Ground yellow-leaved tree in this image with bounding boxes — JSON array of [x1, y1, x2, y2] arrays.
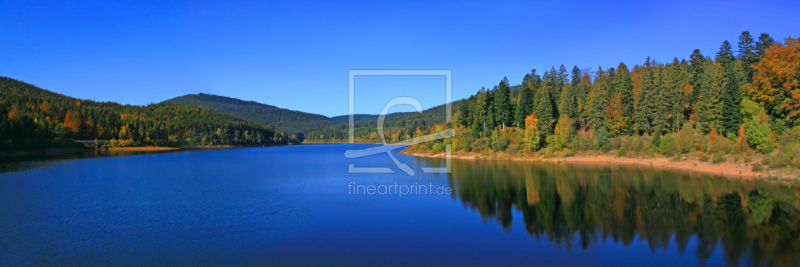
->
[[524, 112, 539, 151]]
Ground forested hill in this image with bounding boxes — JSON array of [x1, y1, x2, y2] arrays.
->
[[330, 112, 410, 123], [307, 100, 460, 142], [0, 77, 292, 152], [162, 93, 341, 134]]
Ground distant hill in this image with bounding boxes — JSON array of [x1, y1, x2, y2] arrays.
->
[[307, 100, 460, 142], [0, 77, 291, 152], [162, 93, 342, 133], [330, 113, 410, 123]]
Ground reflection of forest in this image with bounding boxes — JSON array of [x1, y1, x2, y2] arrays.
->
[[446, 159, 800, 267]]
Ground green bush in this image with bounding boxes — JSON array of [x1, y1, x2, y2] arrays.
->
[[651, 134, 661, 148], [761, 156, 772, 166], [758, 141, 777, 154], [770, 153, 791, 168], [674, 124, 696, 153], [659, 134, 676, 156], [431, 143, 445, 153], [617, 147, 627, 157], [633, 138, 644, 152], [457, 140, 472, 152], [752, 163, 764, 172], [595, 127, 610, 151], [744, 157, 752, 164], [700, 155, 711, 162], [491, 134, 510, 151], [471, 138, 489, 153], [712, 154, 726, 164]]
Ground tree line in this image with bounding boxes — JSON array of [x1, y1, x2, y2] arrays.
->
[[405, 31, 799, 168], [0, 77, 292, 151]]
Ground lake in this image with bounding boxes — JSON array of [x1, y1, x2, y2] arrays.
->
[[1, 144, 798, 266]]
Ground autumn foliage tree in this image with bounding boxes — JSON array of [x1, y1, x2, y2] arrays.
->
[[742, 37, 800, 126], [524, 112, 540, 151]]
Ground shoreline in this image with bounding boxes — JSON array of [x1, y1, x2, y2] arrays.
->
[[398, 150, 797, 181]]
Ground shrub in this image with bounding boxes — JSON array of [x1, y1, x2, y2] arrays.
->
[[752, 163, 764, 172], [633, 137, 645, 152], [651, 134, 661, 148], [617, 147, 627, 157], [431, 143, 445, 153], [712, 154, 726, 164], [700, 155, 711, 162], [744, 157, 752, 164], [471, 138, 489, 153], [418, 144, 429, 152], [659, 134, 676, 156], [758, 141, 777, 154], [674, 124, 696, 153], [761, 156, 772, 166], [564, 149, 575, 157], [458, 140, 472, 152], [770, 153, 791, 168], [575, 134, 593, 152], [794, 157, 800, 169], [505, 145, 519, 155], [595, 127, 610, 151]]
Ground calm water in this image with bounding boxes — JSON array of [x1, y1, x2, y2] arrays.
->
[[1, 144, 798, 266]]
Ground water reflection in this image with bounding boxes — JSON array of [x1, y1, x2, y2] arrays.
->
[[443, 159, 800, 267]]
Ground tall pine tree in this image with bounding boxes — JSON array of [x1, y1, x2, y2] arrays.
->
[[534, 83, 554, 135], [697, 61, 726, 134], [614, 62, 634, 128], [738, 31, 757, 82], [718, 41, 743, 135]]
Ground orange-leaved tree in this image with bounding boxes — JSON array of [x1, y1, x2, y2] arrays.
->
[[742, 37, 800, 120]]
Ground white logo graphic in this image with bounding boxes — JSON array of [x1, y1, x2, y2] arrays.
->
[[344, 70, 453, 176]]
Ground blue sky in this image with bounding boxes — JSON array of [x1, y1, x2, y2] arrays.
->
[[2, 0, 799, 117]]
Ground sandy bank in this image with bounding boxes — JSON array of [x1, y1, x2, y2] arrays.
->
[[399, 151, 794, 180]]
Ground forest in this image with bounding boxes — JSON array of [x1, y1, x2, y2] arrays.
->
[[0, 77, 292, 152], [163, 93, 341, 136], [400, 31, 800, 171]]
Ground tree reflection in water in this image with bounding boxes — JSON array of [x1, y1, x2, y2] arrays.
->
[[436, 158, 800, 267]]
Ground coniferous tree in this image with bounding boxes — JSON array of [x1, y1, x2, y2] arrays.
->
[[634, 58, 655, 134], [575, 72, 592, 131], [698, 61, 726, 134], [738, 31, 757, 82], [755, 33, 775, 61], [588, 67, 609, 131], [667, 58, 689, 132], [494, 78, 512, 129], [614, 63, 634, 128], [514, 82, 532, 128], [558, 82, 576, 119], [718, 41, 744, 135], [689, 49, 706, 105], [534, 83, 554, 135], [570, 66, 581, 86], [651, 64, 670, 134]]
